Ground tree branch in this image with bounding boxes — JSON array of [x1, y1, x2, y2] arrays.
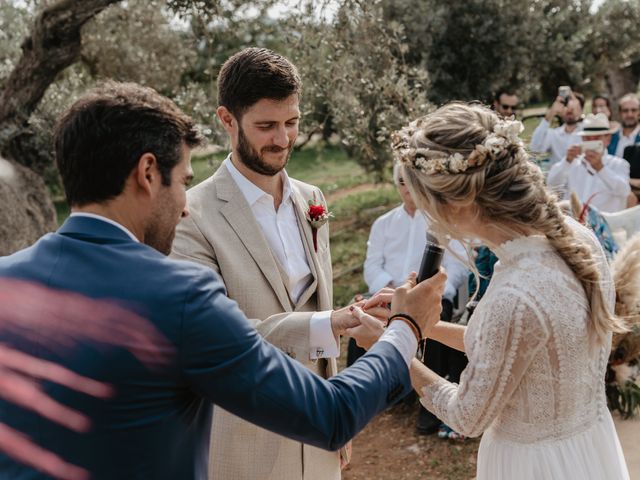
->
[[0, 0, 122, 150]]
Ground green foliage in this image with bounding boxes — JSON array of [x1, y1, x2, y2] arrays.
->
[[288, 0, 430, 180]]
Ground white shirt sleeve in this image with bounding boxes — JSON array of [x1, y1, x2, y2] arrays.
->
[[597, 159, 631, 197], [530, 118, 552, 154], [442, 240, 469, 301], [363, 217, 394, 293], [546, 156, 572, 188], [309, 311, 340, 359], [379, 321, 418, 367]]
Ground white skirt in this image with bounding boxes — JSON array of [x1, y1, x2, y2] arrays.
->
[[477, 413, 630, 480]]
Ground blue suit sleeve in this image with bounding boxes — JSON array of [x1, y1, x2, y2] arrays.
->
[[179, 270, 411, 451]]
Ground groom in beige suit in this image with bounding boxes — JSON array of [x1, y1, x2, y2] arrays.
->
[[171, 48, 356, 480]]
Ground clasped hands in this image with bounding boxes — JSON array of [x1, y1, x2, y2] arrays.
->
[[332, 269, 447, 350]]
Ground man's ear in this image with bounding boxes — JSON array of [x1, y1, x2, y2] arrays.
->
[[134, 152, 159, 196], [216, 106, 236, 133]]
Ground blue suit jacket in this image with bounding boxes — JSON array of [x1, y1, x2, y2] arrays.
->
[[0, 216, 410, 479], [608, 129, 640, 155]]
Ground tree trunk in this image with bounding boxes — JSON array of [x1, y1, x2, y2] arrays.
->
[[605, 61, 640, 121], [0, 0, 122, 150], [0, 157, 57, 255], [0, 0, 122, 253]]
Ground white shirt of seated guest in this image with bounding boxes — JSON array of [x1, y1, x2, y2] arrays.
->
[[225, 158, 338, 359], [530, 118, 583, 165], [363, 204, 469, 300], [614, 125, 640, 158], [546, 152, 631, 213]]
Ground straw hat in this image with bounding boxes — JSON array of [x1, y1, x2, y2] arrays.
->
[[578, 112, 618, 136]]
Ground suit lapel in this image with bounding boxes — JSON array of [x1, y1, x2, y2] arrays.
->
[[291, 187, 324, 310], [216, 166, 293, 312]]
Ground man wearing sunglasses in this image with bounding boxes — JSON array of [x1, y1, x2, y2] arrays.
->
[[492, 89, 519, 118]]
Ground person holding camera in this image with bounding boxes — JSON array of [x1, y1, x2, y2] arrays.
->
[[530, 88, 584, 165], [547, 113, 630, 212]]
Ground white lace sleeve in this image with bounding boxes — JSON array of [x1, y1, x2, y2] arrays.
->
[[420, 288, 550, 437]]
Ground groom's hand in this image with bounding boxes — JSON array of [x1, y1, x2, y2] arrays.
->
[[330, 303, 364, 336]]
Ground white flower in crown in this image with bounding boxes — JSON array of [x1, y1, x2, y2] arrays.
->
[[493, 119, 524, 144], [483, 135, 507, 156], [447, 153, 466, 173], [415, 156, 430, 172]]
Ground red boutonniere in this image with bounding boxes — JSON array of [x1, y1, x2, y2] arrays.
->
[[306, 195, 332, 252]]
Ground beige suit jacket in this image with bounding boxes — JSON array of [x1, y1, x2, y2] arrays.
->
[[171, 164, 340, 480]]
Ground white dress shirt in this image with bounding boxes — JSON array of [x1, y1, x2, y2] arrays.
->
[[363, 205, 469, 301], [614, 126, 640, 158], [530, 119, 583, 165], [225, 158, 341, 359], [547, 153, 631, 212]]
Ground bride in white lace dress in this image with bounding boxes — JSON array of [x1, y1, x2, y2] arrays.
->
[[356, 103, 630, 479]]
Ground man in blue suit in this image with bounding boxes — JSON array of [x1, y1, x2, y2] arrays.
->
[[0, 81, 445, 479]]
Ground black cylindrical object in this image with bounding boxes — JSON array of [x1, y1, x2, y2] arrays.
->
[[417, 232, 444, 283]]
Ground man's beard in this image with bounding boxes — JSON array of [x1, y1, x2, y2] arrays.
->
[[236, 125, 293, 176], [564, 116, 579, 126], [622, 119, 638, 129], [145, 193, 179, 256]]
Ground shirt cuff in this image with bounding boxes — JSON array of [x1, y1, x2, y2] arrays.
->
[[309, 311, 339, 359], [379, 321, 418, 368], [369, 271, 393, 294]]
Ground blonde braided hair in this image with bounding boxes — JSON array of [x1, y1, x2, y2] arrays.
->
[[395, 102, 627, 344]]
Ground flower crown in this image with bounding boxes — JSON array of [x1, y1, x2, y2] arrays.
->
[[392, 118, 525, 175]]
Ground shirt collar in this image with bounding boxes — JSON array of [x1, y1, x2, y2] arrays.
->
[[622, 126, 640, 139], [224, 154, 292, 207], [69, 212, 139, 242]]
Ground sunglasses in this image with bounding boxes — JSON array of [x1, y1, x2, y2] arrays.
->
[[501, 104, 517, 111]]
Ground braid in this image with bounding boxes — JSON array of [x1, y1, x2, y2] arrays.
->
[[397, 101, 628, 345], [535, 192, 627, 343]]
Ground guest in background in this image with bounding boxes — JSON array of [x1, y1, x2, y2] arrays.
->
[[492, 89, 519, 118], [547, 113, 631, 212], [362, 162, 469, 437], [530, 90, 584, 165], [608, 93, 640, 158], [591, 94, 620, 131]]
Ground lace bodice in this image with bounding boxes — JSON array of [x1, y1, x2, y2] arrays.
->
[[421, 219, 614, 443]]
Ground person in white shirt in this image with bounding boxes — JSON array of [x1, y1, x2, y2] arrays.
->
[[608, 93, 640, 158], [363, 162, 470, 436], [547, 113, 631, 213], [530, 90, 584, 165], [364, 163, 468, 300]]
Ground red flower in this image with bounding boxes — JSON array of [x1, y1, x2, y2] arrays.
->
[[308, 204, 326, 220], [306, 197, 332, 253]]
